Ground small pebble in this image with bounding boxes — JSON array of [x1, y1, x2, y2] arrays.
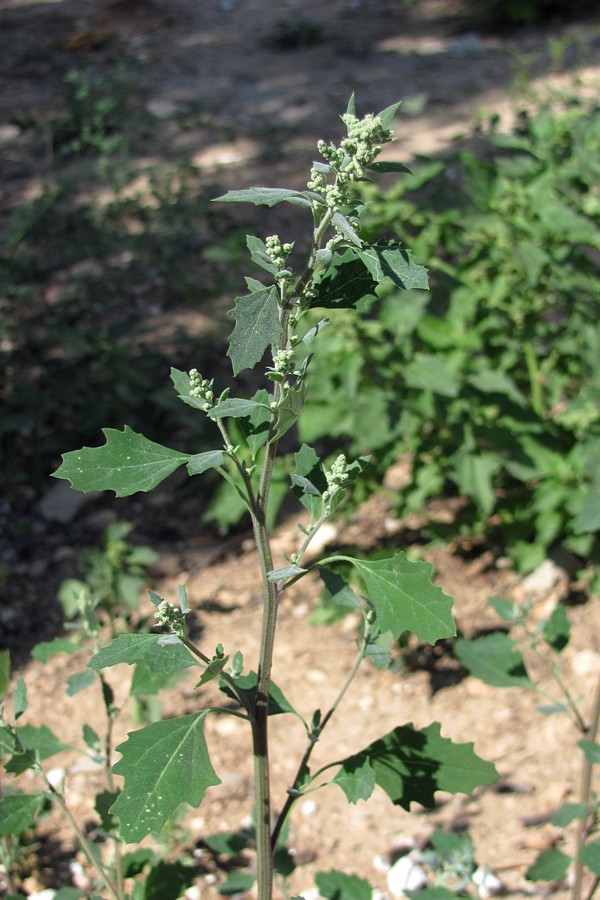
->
[[387, 853, 428, 896]]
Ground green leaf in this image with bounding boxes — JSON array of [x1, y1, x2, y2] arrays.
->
[[292, 444, 328, 516], [336, 552, 455, 644], [88, 634, 198, 675], [122, 848, 156, 878], [310, 249, 379, 310], [489, 596, 522, 621], [203, 831, 250, 855], [187, 450, 227, 476], [579, 839, 600, 876], [543, 604, 570, 653], [332, 211, 362, 246], [196, 653, 229, 688], [578, 739, 600, 763], [319, 569, 361, 610], [14, 677, 27, 720], [218, 872, 256, 896], [227, 284, 280, 375], [451, 452, 500, 517], [5, 748, 36, 775], [66, 669, 97, 696], [95, 789, 119, 831], [143, 860, 195, 900], [53, 427, 189, 497], [18, 724, 68, 760], [315, 870, 373, 900], [111, 711, 221, 842], [272, 383, 307, 440], [377, 100, 402, 129], [406, 889, 464, 900], [551, 802, 587, 826], [367, 160, 412, 174], [170, 368, 210, 412], [31, 638, 80, 663], [0, 650, 10, 698], [246, 234, 279, 274], [0, 792, 47, 836], [333, 756, 376, 803], [208, 396, 271, 420], [335, 722, 498, 811], [219, 672, 298, 717], [405, 353, 458, 397], [359, 240, 429, 290], [526, 847, 571, 881], [214, 187, 311, 208], [573, 494, 600, 534], [454, 633, 533, 689], [83, 723, 102, 753]]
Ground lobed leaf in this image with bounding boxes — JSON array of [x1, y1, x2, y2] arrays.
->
[[18, 724, 69, 760], [579, 839, 600, 876], [335, 722, 498, 810], [214, 187, 311, 208], [359, 240, 429, 291], [336, 552, 455, 644], [310, 249, 379, 310], [526, 847, 571, 882], [227, 285, 280, 375], [111, 712, 221, 842], [88, 634, 198, 675], [53, 427, 189, 497]]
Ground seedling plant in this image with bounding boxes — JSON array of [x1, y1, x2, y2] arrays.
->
[[1, 101, 499, 899]]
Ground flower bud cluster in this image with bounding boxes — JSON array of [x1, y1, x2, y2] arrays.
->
[[323, 454, 350, 506], [308, 112, 394, 208], [189, 369, 214, 410], [155, 600, 187, 638], [265, 235, 294, 270], [272, 349, 296, 376]]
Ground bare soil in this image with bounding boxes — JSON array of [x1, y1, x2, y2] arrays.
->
[[2, 1, 600, 898]]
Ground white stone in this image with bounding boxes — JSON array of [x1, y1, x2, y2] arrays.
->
[[387, 854, 428, 896], [46, 767, 65, 790], [28, 891, 56, 900], [473, 866, 503, 898], [521, 560, 565, 596], [572, 650, 600, 677], [301, 799, 318, 816]]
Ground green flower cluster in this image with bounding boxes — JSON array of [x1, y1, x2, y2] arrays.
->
[[265, 234, 294, 273], [308, 112, 394, 208], [155, 600, 187, 639], [189, 369, 214, 410]]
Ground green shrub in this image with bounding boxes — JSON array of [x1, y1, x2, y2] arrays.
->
[[304, 98, 600, 584]]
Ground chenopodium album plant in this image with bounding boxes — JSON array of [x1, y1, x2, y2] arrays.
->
[[2, 101, 499, 899]]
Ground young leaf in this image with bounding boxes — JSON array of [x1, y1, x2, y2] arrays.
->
[[0, 792, 47, 837], [14, 677, 27, 720], [454, 633, 533, 689], [214, 187, 311, 208], [335, 722, 497, 810], [578, 740, 600, 763], [187, 450, 227, 477], [53, 427, 189, 497], [219, 872, 256, 896], [170, 368, 210, 411], [335, 552, 455, 644], [246, 235, 279, 275], [18, 724, 69, 760], [83, 723, 102, 753], [358, 240, 429, 291], [95, 789, 119, 831], [111, 711, 221, 842], [488, 596, 522, 622], [31, 638, 80, 663], [66, 669, 96, 696], [226, 285, 280, 375], [315, 870, 373, 900], [579, 839, 600, 876], [331, 212, 362, 247], [377, 100, 402, 129], [573, 493, 600, 534], [219, 673, 299, 718], [0, 650, 10, 698], [88, 634, 198, 675], [551, 802, 587, 826], [208, 396, 271, 420], [319, 569, 361, 610], [143, 860, 195, 900], [526, 847, 571, 881], [310, 249, 379, 310], [543, 604, 570, 653], [367, 160, 412, 174], [292, 444, 328, 517]]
